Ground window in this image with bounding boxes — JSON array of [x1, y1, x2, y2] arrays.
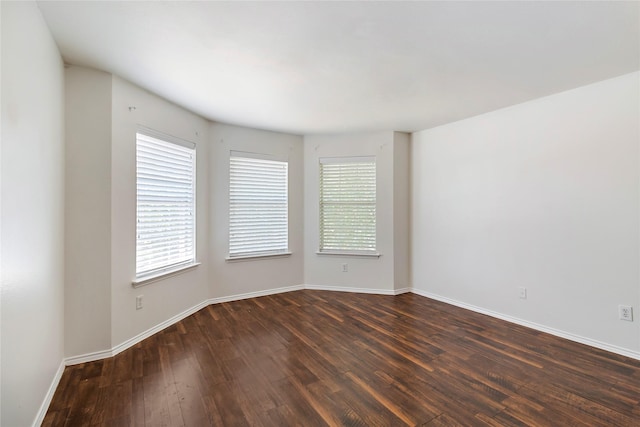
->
[[229, 152, 289, 258], [136, 131, 196, 279], [319, 157, 377, 254]]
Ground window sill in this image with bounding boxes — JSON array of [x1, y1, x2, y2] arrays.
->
[[316, 251, 381, 258], [226, 252, 292, 262], [132, 262, 201, 288]]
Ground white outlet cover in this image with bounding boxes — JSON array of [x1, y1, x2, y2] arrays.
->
[[518, 287, 527, 299], [619, 305, 633, 321]]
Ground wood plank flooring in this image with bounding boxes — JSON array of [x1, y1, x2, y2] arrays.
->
[[43, 290, 640, 426]]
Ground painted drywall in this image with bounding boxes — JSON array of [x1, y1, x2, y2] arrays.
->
[[304, 132, 410, 292], [64, 70, 306, 358], [412, 72, 640, 354], [64, 66, 112, 357], [1, 2, 65, 426], [110, 76, 210, 348], [64, 68, 212, 355], [209, 123, 304, 298], [393, 132, 411, 292]]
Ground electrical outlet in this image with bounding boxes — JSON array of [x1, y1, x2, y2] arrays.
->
[[136, 295, 143, 310], [619, 305, 633, 321], [518, 287, 527, 299], [342, 263, 348, 273]]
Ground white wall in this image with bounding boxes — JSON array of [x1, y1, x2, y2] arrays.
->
[[304, 132, 409, 292], [209, 123, 304, 298], [412, 72, 640, 355], [110, 76, 211, 348], [1, 2, 66, 426], [65, 66, 112, 357]]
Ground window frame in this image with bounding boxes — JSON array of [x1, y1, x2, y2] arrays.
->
[[227, 151, 290, 261], [133, 128, 198, 286], [318, 156, 379, 257]]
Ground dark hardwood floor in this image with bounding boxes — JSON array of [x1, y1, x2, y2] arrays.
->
[[44, 290, 640, 426]]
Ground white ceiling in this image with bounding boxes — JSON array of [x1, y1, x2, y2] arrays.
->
[[38, 1, 639, 135]]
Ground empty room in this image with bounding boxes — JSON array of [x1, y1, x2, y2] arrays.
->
[[2, 1, 640, 426]]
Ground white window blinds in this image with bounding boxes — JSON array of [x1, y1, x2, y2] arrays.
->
[[136, 132, 196, 278], [229, 152, 288, 258], [319, 157, 376, 253]]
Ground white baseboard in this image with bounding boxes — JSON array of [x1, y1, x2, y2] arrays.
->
[[110, 299, 212, 358], [305, 284, 398, 295], [50, 283, 639, 427], [65, 284, 385, 366], [32, 360, 65, 427], [411, 288, 640, 361], [207, 284, 305, 304], [65, 285, 305, 366], [65, 299, 211, 366], [65, 284, 640, 368], [64, 348, 116, 366]]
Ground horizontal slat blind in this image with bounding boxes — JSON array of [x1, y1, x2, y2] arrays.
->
[[136, 132, 196, 277], [229, 154, 288, 257], [320, 158, 376, 253]]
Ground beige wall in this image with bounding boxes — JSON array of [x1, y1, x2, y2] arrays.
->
[[65, 69, 212, 356], [65, 74, 306, 355], [303, 131, 409, 293], [412, 72, 640, 355], [209, 123, 304, 298], [110, 76, 211, 347], [1, 2, 65, 425], [393, 132, 411, 292], [4, 7, 639, 425], [64, 66, 112, 357]]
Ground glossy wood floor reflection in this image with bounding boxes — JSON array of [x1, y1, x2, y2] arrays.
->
[[44, 291, 640, 426]]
